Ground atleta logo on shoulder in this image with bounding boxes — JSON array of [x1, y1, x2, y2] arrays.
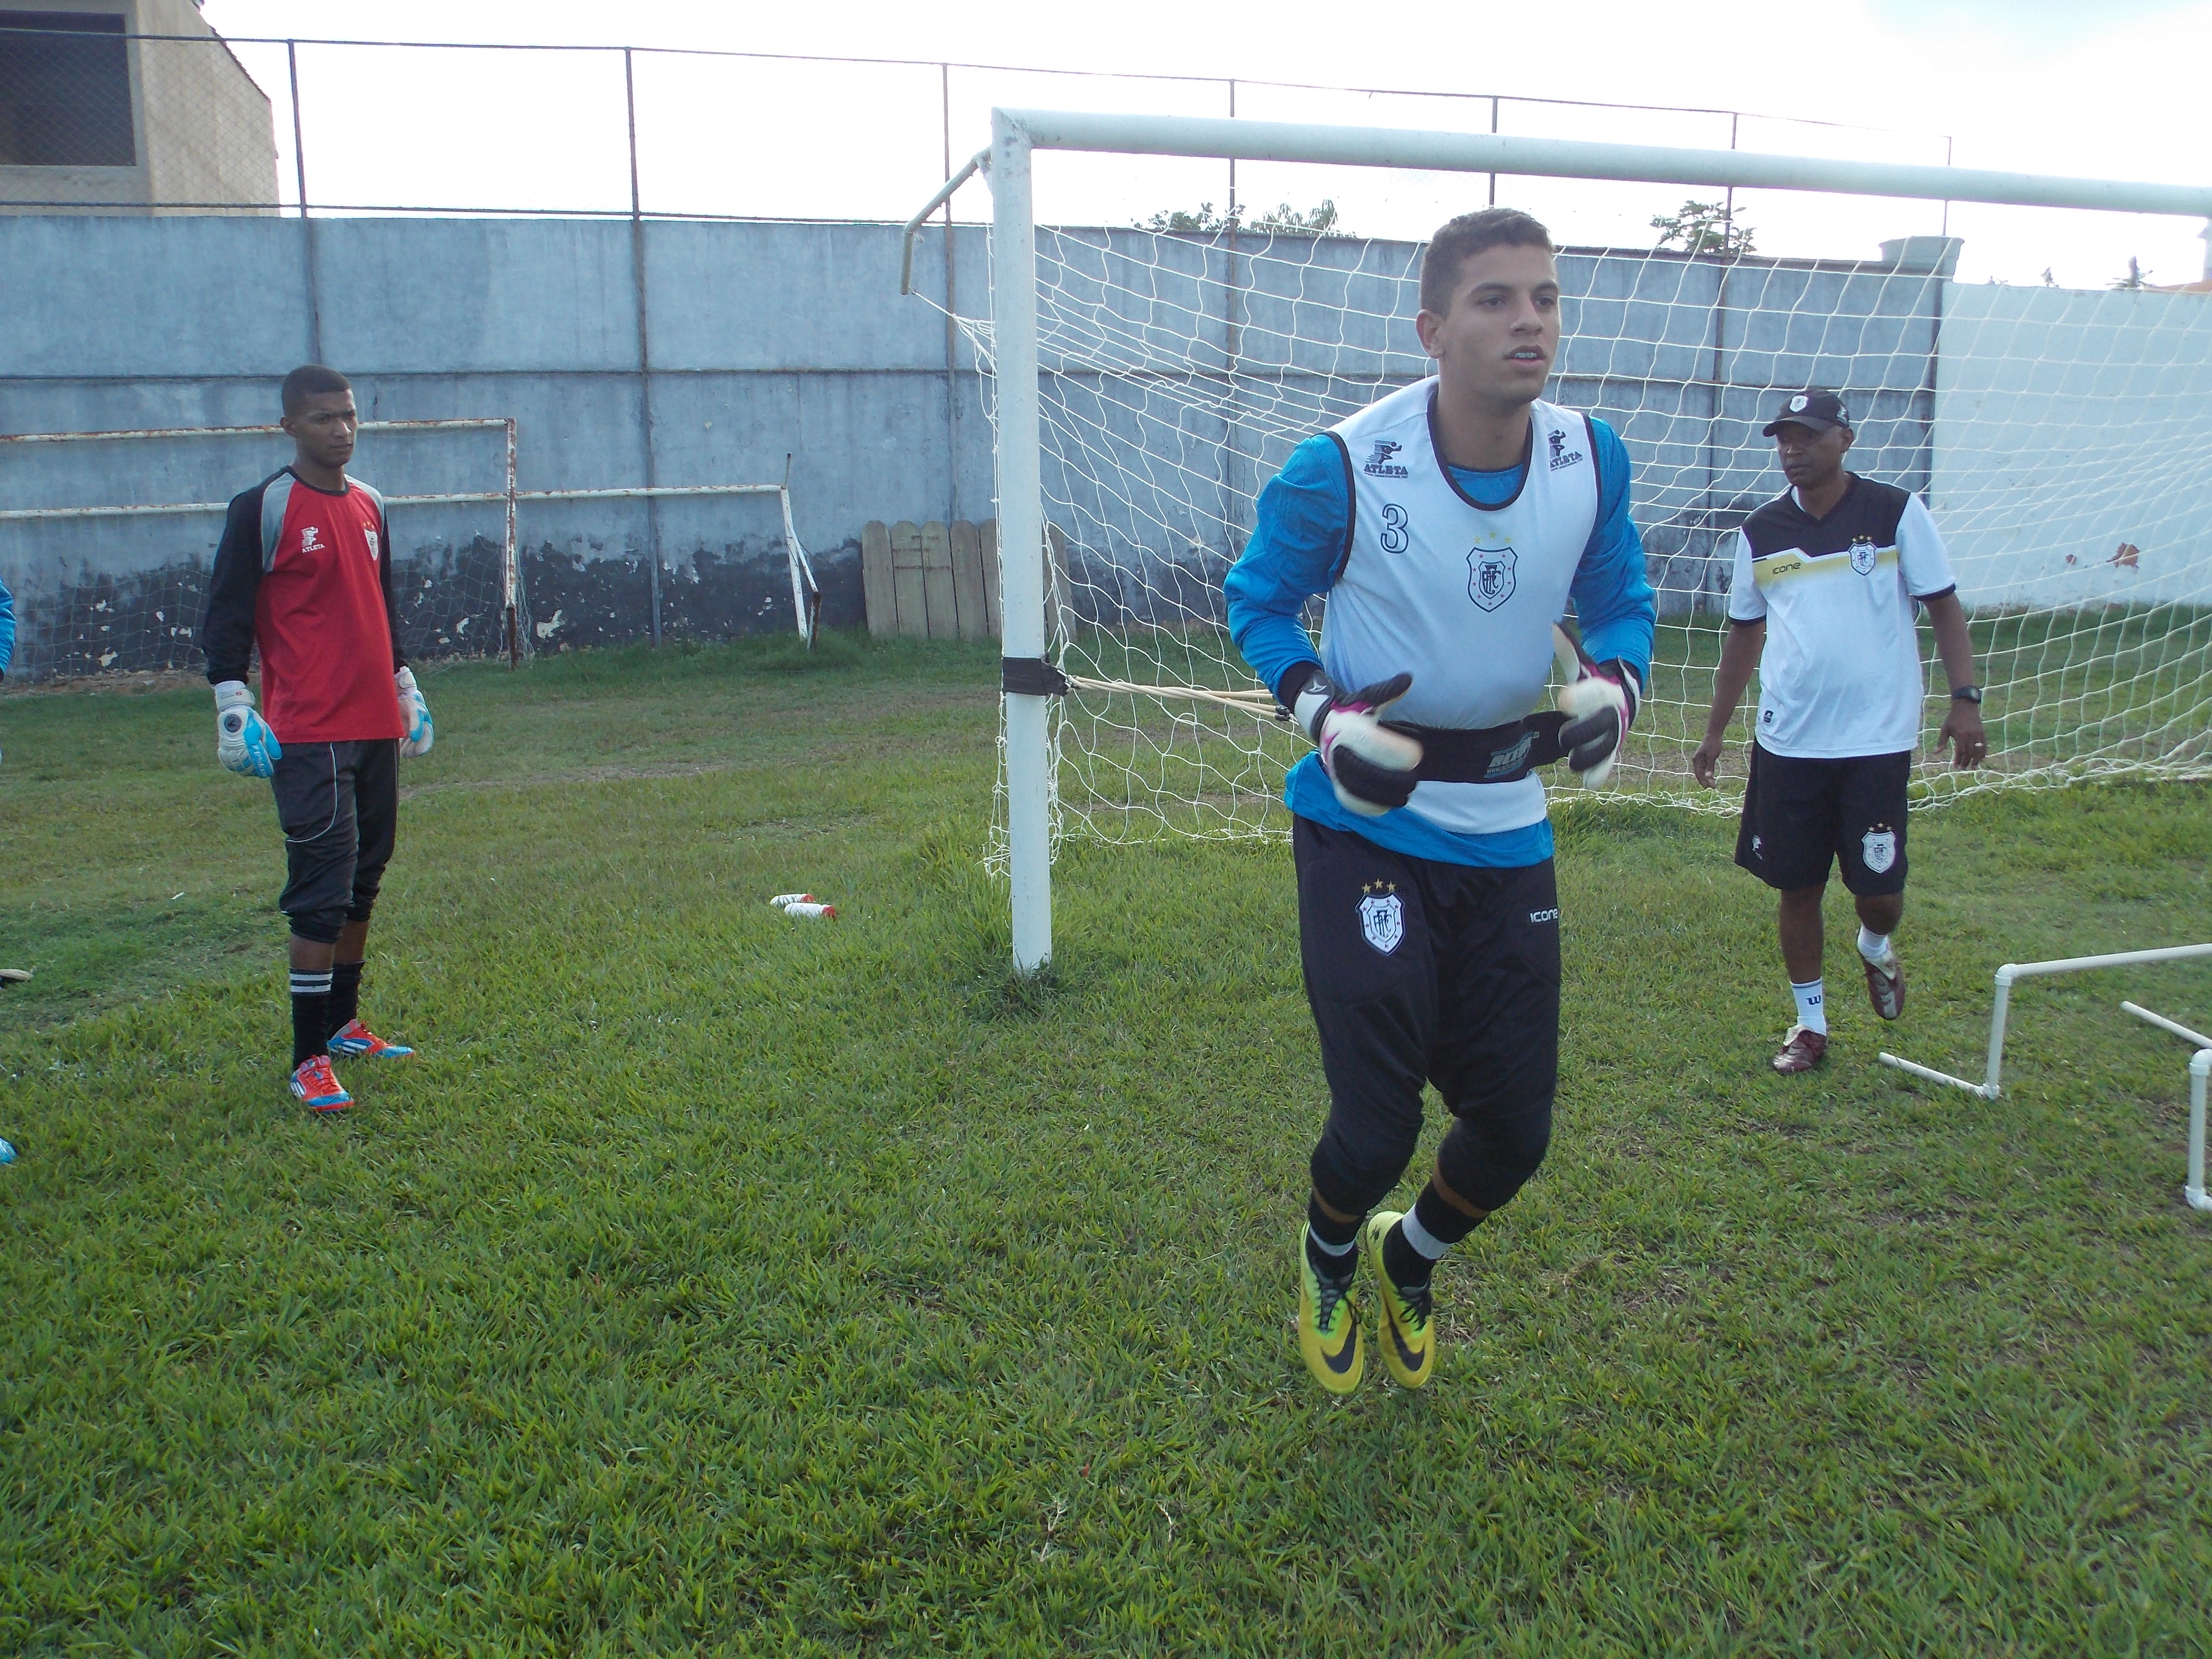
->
[[1358, 880, 1404, 954], [1363, 439, 1409, 479], [1546, 428, 1584, 471]]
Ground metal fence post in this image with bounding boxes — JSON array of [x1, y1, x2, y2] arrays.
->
[[286, 40, 322, 365], [942, 61, 959, 525], [625, 47, 663, 647], [1489, 96, 1498, 207]]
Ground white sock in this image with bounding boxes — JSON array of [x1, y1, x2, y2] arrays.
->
[[1857, 925, 1895, 966], [1398, 1207, 1451, 1262], [1791, 978, 1827, 1035], [1307, 1226, 1356, 1260]]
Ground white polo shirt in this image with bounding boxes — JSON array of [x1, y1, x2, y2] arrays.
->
[[1726, 474, 1958, 759]]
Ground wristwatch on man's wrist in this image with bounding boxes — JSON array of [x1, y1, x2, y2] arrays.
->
[[1950, 684, 1984, 705]]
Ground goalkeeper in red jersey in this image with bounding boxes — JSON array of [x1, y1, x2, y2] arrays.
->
[[202, 365, 434, 1111]]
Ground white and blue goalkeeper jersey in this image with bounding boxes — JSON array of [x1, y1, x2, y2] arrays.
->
[[1225, 380, 1655, 868]]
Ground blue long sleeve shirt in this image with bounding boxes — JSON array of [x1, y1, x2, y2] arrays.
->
[[0, 575, 14, 678], [1225, 417, 1655, 866]]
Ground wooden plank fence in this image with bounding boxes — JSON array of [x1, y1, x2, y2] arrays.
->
[[862, 519, 1073, 643]]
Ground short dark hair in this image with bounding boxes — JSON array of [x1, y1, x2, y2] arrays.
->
[[1419, 209, 1555, 315], [281, 363, 352, 416]]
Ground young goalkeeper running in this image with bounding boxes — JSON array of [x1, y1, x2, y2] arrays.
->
[[1226, 209, 1655, 1394], [203, 364, 434, 1112]]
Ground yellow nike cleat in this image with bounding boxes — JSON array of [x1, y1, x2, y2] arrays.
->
[[1363, 1212, 1435, 1389], [1296, 1230, 1365, 1395]]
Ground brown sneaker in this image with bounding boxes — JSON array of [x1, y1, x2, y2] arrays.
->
[[1862, 952, 1905, 1021], [1772, 1024, 1828, 1074]]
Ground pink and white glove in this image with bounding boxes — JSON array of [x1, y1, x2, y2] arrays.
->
[[1289, 667, 1425, 817], [1551, 625, 1640, 789]]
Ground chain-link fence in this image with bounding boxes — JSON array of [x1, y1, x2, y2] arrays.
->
[[0, 22, 1956, 243]]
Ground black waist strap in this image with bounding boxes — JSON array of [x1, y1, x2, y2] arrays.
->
[[1387, 711, 1572, 785]]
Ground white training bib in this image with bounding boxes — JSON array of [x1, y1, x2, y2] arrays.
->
[[1323, 379, 1600, 835]]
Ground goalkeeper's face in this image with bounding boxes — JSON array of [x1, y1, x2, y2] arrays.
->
[[1416, 242, 1561, 410], [282, 391, 359, 472]]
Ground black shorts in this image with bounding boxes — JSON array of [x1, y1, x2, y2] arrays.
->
[[1734, 743, 1910, 896], [270, 738, 399, 943], [1295, 816, 1560, 1205]]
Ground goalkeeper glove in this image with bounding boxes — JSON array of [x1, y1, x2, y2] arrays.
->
[[214, 681, 282, 777], [1288, 665, 1425, 817], [396, 666, 434, 757], [1551, 625, 1640, 789]]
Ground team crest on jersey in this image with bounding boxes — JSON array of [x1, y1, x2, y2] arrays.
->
[[1357, 881, 1404, 955], [365, 528, 380, 562], [1849, 535, 1878, 575], [1363, 439, 1409, 479], [1861, 824, 1898, 875], [1468, 544, 1517, 611], [1546, 428, 1584, 471], [299, 525, 323, 553]]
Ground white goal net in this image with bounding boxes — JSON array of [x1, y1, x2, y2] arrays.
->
[[943, 114, 2212, 894]]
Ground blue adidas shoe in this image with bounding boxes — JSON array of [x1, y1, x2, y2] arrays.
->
[[327, 1019, 415, 1060]]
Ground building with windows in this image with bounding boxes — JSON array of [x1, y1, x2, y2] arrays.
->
[[0, 1, 276, 213]]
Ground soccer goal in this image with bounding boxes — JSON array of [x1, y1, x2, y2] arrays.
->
[[0, 419, 523, 679], [0, 424, 824, 678], [920, 108, 2212, 972]]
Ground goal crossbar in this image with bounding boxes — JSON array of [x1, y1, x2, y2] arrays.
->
[[994, 108, 2212, 218], [978, 106, 2212, 974]]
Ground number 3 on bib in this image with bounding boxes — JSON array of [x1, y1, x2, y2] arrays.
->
[[1378, 504, 1409, 554]]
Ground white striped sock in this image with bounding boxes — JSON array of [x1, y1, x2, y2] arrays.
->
[[1307, 1226, 1356, 1259], [1398, 1207, 1452, 1262], [289, 971, 333, 996]]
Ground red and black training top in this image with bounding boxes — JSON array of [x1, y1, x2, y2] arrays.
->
[[204, 468, 408, 745]]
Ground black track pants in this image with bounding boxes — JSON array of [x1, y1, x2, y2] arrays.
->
[[1296, 815, 1560, 1215]]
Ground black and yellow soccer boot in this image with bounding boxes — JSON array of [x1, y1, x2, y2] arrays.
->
[[1297, 1229, 1365, 1395], [1363, 1211, 1435, 1389]]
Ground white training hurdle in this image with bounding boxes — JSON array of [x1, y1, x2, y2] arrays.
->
[[1877, 942, 2212, 1213], [2119, 1003, 2212, 1214]]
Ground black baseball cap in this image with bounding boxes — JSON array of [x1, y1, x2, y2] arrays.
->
[[1762, 389, 1852, 436]]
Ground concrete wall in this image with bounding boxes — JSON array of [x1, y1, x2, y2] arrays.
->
[[0, 0, 276, 215], [1934, 282, 2212, 608], [0, 213, 990, 677], [5, 210, 1960, 677]]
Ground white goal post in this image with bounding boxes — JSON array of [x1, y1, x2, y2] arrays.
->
[[970, 108, 2212, 975]]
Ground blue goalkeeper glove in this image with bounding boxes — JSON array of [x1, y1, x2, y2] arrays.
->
[[1288, 665, 1425, 817], [214, 680, 282, 777], [396, 666, 433, 757], [1551, 625, 1640, 789]]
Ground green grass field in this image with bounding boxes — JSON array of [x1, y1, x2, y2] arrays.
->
[[2, 637, 2209, 1655]]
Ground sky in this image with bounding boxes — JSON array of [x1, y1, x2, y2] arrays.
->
[[195, 0, 2212, 288]]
